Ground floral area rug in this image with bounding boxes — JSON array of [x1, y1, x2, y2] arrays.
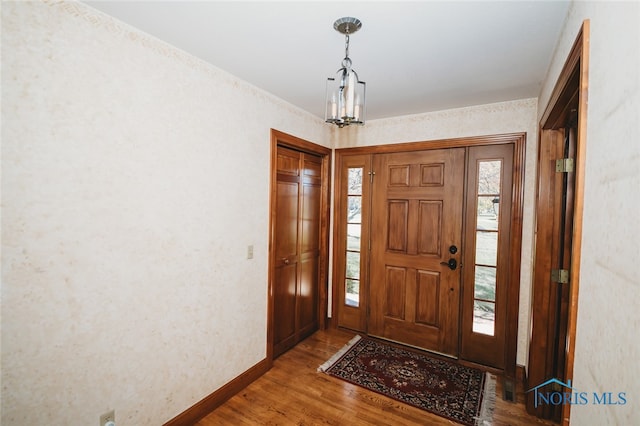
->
[[318, 335, 495, 426]]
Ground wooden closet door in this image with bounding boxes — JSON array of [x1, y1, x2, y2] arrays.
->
[[298, 153, 321, 337], [273, 146, 320, 358], [369, 148, 465, 356]]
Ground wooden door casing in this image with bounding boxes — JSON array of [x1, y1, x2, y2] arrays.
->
[[369, 148, 465, 356]]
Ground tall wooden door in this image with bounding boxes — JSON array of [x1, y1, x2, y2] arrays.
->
[[528, 117, 579, 421], [369, 148, 465, 356], [527, 23, 589, 425], [273, 146, 321, 358]]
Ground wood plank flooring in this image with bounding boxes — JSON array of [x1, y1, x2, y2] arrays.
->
[[197, 328, 555, 425]]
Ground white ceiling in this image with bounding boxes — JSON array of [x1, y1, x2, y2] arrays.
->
[[85, 1, 571, 121]]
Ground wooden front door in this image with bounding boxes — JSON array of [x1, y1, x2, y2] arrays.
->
[[273, 146, 322, 358], [369, 148, 465, 356]]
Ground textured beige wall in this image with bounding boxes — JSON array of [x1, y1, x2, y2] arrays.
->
[[335, 99, 539, 366], [10, 1, 637, 425], [1, 1, 328, 425], [537, 2, 640, 424]]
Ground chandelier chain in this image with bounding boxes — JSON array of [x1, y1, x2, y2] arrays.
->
[[344, 34, 350, 59], [341, 35, 352, 68]]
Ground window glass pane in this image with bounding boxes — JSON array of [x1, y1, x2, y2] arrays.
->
[[346, 251, 360, 279], [477, 160, 501, 195], [475, 231, 498, 266], [345, 279, 359, 307], [348, 168, 363, 195], [347, 196, 362, 223], [471, 160, 501, 337], [345, 167, 363, 310], [473, 300, 495, 336], [347, 224, 361, 251], [477, 196, 499, 231], [474, 266, 496, 301]]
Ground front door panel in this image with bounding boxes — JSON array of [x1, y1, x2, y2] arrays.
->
[[369, 148, 465, 356]]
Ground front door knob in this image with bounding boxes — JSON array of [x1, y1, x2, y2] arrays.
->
[[440, 258, 458, 270]]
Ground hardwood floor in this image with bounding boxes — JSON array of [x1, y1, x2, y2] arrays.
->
[[197, 328, 555, 425]]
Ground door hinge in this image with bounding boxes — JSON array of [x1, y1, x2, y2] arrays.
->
[[555, 158, 574, 173], [551, 269, 570, 284]]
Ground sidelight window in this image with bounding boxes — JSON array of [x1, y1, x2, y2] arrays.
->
[[472, 160, 502, 336], [345, 167, 363, 307]]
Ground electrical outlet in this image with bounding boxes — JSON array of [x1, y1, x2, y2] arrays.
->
[[247, 244, 254, 259], [100, 410, 115, 426]]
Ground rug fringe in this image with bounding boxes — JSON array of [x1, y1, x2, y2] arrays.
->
[[317, 335, 362, 372], [475, 372, 496, 426]]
